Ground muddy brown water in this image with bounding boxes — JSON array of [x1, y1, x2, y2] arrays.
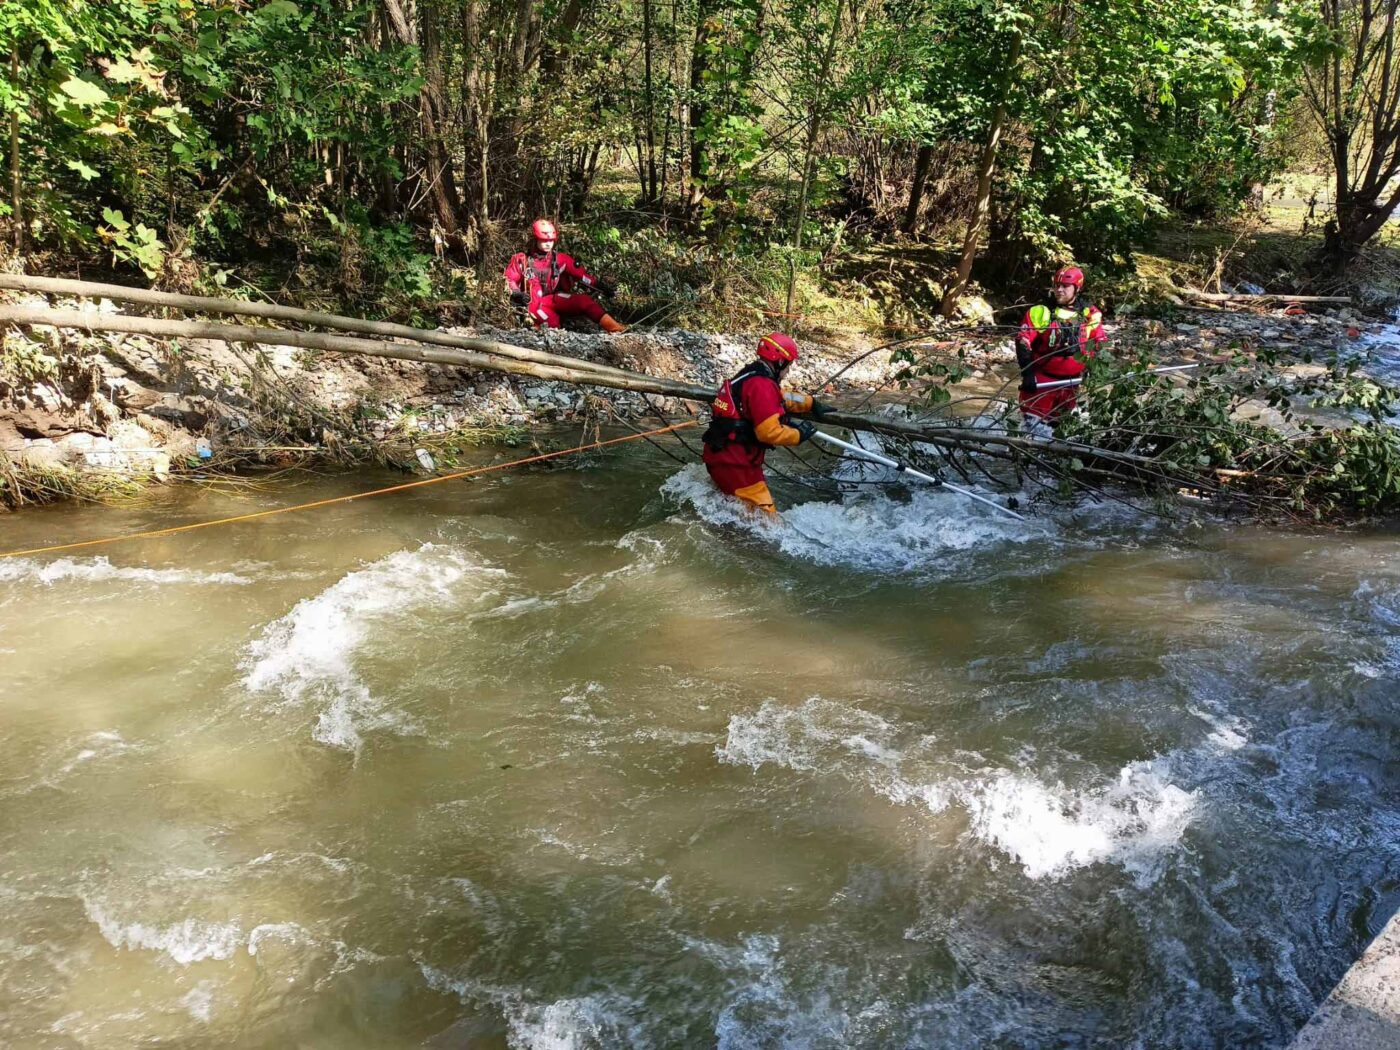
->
[[0, 434, 1397, 1048]]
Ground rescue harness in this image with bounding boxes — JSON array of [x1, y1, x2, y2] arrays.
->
[[702, 360, 780, 457], [1018, 298, 1096, 377], [522, 249, 565, 299]]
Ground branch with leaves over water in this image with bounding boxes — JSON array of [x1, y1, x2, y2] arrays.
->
[[883, 346, 1400, 521]]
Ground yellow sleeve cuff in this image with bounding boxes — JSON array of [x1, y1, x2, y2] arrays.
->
[[754, 413, 800, 446]]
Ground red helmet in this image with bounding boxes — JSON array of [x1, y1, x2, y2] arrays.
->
[[1053, 266, 1085, 289], [531, 219, 557, 242], [756, 332, 799, 363]]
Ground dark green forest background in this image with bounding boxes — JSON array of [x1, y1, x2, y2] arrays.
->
[[2, 0, 1397, 327]]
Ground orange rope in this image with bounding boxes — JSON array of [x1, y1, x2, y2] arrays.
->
[[0, 421, 698, 561]]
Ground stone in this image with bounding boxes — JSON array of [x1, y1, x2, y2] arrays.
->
[[953, 294, 996, 326], [114, 380, 164, 412], [16, 439, 63, 469], [1289, 911, 1400, 1049], [147, 393, 209, 430], [108, 420, 157, 452]]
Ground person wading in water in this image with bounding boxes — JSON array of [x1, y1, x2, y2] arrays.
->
[[1015, 266, 1106, 432], [504, 219, 628, 334], [701, 332, 834, 515]]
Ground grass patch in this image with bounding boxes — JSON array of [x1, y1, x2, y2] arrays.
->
[[1119, 176, 1400, 312], [0, 455, 151, 509]]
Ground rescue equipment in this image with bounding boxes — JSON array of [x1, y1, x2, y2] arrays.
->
[[1033, 363, 1198, 392], [810, 430, 1025, 521], [702, 361, 776, 455]]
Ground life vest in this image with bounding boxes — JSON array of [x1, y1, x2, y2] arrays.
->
[[702, 361, 778, 457], [519, 250, 565, 299], [1026, 301, 1098, 358]]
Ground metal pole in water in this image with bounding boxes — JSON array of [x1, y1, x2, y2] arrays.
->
[[811, 430, 1026, 521], [1033, 363, 1199, 392]]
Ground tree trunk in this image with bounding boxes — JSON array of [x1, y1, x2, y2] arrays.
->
[[902, 144, 934, 235], [461, 0, 490, 251], [685, 5, 712, 224], [382, 0, 462, 246], [1306, 0, 1400, 275], [640, 0, 659, 204], [941, 28, 1022, 318], [786, 4, 845, 313], [0, 273, 655, 386], [9, 44, 20, 253], [0, 300, 1153, 467]]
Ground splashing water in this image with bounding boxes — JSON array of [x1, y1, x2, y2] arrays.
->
[[0, 555, 254, 587], [1, 448, 1396, 1049], [718, 696, 1196, 883], [661, 463, 1154, 576], [241, 544, 504, 752]]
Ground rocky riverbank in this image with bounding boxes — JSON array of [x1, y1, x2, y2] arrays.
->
[[0, 286, 1380, 508]]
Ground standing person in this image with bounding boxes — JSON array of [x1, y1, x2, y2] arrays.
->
[[1015, 266, 1106, 426], [701, 332, 833, 515], [503, 219, 628, 333]]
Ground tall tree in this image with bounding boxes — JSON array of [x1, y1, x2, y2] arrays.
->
[[940, 8, 1022, 317], [1302, 0, 1400, 271], [382, 0, 464, 251]]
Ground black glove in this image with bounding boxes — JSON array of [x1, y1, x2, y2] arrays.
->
[[1015, 343, 1037, 393], [788, 417, 817, 443], [510, 290, 530, 307], [593, 276, 617, 296], [810, 398, 837, 419]]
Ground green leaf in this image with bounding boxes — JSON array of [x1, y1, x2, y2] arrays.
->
[[101, 207, 129, 231], [65, 159, 99, 181], [60, 77, 110, 109], [102, 58, 141, 85]]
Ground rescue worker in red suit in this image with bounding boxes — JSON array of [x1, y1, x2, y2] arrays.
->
[[504, 219, 628, 333], [701, 333, 834, 515], [1016, 266, 1106, 426]]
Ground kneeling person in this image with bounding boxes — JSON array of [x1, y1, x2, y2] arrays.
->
[[504, 219, 627, 333], [702, 332, 832, 514]]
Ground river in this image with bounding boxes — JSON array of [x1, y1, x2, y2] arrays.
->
[[1, 422, 1398, 1047]]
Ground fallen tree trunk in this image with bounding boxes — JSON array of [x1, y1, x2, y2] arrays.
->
[[0, 273, 677, 393], [0, 305, 713, 400], [1179, 290, 1352, 305], [0, 303, 1159, 469]]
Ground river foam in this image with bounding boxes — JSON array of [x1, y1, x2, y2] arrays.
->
[[719, 697, 1197, 883], [0, 556, 253, 587], [660, 463, 1154, 575], [83, 899, 242, 966], [241, 544, 503, 752], [964, 762, 1195, 881], [419, 963, 648, 1049]]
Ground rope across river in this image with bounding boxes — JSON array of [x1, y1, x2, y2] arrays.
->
[[0, 421, 698, 561]]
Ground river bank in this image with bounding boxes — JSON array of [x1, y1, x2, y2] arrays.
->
[[0, 286, 912, 508], [0, 280, 1382, 512]]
